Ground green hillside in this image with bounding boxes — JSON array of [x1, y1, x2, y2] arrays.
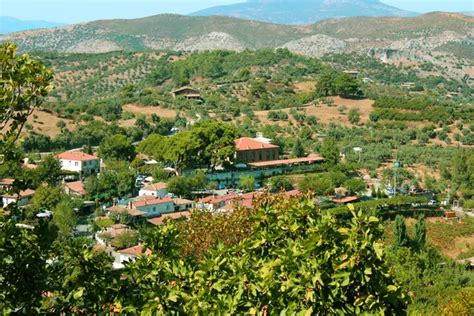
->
[[3, 12, 472, 53], [312, 12, 474, 40], [90, 14, 301, 48]]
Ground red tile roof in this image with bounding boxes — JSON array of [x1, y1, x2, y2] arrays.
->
[[199, 193, 238, 205], [0, 178, 15, 185], [173, 198, 193, 206], [147, 211, 191, 226], [141, 182, 167, 191], [110, 223, 128, 230], [332, 196, 360, 204], [285, 190, 301, 197], [132, 197, 174, 208], [56, 151, 99, 161], [171, 86, 199, 94], [235, 137, 279, 151], [247, 154, 324, 168], [64, 181, 86, 195], [117, 244, 152, 256], [107, 205, 146, 217], [2, 189, 35, 199]]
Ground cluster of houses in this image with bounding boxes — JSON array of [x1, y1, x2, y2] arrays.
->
[[1, 134, 333, 266]]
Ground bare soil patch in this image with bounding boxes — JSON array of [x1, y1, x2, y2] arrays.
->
[[254, 96, 374, 127], [122, 104, 178, 119], [26, 109, 75, 137]]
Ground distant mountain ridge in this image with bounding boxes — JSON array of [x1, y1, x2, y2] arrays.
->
[[189, 0, 417, 25], [1, 12, 472, 80], [0, 16, 64, 34]]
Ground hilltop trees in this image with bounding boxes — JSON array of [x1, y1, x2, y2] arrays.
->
[[138, 120, 239, 172], [315, 68, 361, 98], [98, 134, 136, 162]]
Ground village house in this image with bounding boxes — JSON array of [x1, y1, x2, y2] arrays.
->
[[138, 182, 168, 198], [198, 190, 301, 213], [106, 205, 146, 218], [173, 198, 194, 212], [117, 244, 152, 263], [147, 211, 191, 226], [56, 151, 101, 178], [96, 223, 132, 246], [235, 137, 280, 164], [0, 178, 15, 191], [171, 86, 202, 101], [131, 197, 175, 218], [2, 189, 35, 208], [197, 193, 239, 212], [63, 180, 87, 198]]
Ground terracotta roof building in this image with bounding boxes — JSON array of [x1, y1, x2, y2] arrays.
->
[[139, 182, 168, 198], [235, 137, 279, 164], [171, 86, 202, 101], [147, 211, 191, 226], [117, 244, 152, 257], [56, 151, 101, 177], [64, 181, 87, 197]]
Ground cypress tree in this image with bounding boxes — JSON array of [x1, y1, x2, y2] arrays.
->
[[394, 215, 409, 248], [414, 214, 427, 250]]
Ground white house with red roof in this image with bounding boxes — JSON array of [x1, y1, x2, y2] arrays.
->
[[56, 151, 101, 177], [138, 182, 168, 198], [131, 197, 175, 218], [2, 189, 35, 208], [235, 137, 280, 164]]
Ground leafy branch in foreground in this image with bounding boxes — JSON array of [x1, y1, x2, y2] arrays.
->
[[119, 196, 407, 314], [1, 43, 53, 147]]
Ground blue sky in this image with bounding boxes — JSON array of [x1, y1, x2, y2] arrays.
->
[[1, 0, 473, 23]]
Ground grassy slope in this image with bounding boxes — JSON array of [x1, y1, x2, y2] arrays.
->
[[89, 14, 304, 48], [5, 12, 472, 52], [312, 12, 474, 40]]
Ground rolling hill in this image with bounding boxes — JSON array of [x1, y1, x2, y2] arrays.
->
[[1, 12, 472, 80], [189, 0, 416, 25]]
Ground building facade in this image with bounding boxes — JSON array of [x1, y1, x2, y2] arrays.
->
[[235, 137, 279, 164], [138, 182, 168, 198], [56, 151, 101, 177]]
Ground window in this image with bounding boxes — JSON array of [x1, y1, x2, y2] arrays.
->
[[75, 162, 79, 167]]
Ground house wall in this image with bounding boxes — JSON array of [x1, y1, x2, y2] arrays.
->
[[236, 148, 279, 163], [135, 202, 174, 218], [2, 196, 31, 208], [119, 253, 136, 263], [59, 159, 100, 177], [175, 202, 194, 211], [138, 188, 168, 198]]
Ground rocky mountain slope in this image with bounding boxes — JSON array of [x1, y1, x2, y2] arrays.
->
[[1, 13, 472, 79], [190, 0, 416, 25]]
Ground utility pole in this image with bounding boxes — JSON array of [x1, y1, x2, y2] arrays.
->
[[393, 151, 400, 196]]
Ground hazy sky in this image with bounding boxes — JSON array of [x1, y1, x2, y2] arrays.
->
[[1, 0, 473, 23]]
